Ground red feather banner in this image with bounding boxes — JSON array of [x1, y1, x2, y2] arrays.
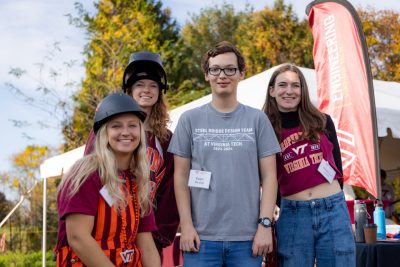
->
[[307, 0, 380, 198]]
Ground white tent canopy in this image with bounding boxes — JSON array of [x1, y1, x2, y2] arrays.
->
[[39, 146, 85, 179], [40, 66, 400, 179]]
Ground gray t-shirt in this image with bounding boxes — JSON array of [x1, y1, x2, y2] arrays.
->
[[168, 103, 280, 241]]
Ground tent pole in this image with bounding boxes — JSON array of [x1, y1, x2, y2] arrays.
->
[[0, 195, 24, 228], [0, 181, 38, 229], [42, 176, 47, 267]]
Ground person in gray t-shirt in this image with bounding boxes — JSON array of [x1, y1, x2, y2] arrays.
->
[[168, 41, 280, 266]]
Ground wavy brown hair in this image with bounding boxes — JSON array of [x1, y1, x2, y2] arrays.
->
[[144, 91, 171, 143], [262, 63, 326, 142], [126, 79, 171, 143]]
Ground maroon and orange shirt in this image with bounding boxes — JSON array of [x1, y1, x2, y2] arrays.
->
[[55, 170, 156, 266], [83, 129, 179, 252], [145, 131, 179, 252]]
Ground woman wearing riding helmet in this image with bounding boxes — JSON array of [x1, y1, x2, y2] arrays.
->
[[85, 52, 179, 257], [56, 93, 160, 266]]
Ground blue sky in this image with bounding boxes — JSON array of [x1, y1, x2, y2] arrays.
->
[[1, 0, 399, 174]]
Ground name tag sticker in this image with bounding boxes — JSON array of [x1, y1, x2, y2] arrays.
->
[[318, 159, 336, 184], [188, 169, 211, 189], [100, 186, 114, 207]]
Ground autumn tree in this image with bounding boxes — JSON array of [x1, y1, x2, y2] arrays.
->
[[0, 146, 56, 252], [165, 0, 316, 108], [166, 3, 251, 108], [358, 8, 400, 82], [7, 146, 49, 197], [64, 0, 179, 149], [236, 0, 314, 76]]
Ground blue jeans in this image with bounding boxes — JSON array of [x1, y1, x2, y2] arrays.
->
[[183, 240, 262, 267], [276, 191, 355, 267]]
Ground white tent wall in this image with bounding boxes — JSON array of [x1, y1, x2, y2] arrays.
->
[[380, 130, 400, 174]]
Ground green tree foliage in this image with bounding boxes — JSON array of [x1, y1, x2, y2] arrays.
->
[[358, 8, 400, 82], [166, 3, 251, 108], [166, 0, 316, 108], [236, 0, 314, 76], [64, 0, 179, 149]]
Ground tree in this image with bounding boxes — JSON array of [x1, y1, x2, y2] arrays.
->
[[165, 0, 316, 108], [3, 23, 84, 254], [0, 146, 55, 252], [236, 0, 314, 76], [166, 3, 251, 108], [358, 8, 400, 82], [25, 177, 59, 252], [64, 0, 179, 149], [7, 146, 49, 198]]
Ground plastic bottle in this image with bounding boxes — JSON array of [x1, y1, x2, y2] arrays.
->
[[373, 202, 386, 240], [354, 200, 367, 242]]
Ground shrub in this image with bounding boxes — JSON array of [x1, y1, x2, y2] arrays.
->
[[0, 251, 55, 267]]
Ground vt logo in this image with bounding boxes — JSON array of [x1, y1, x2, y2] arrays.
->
[[292, 144, 307, 155], [120, 249, 135, 263]]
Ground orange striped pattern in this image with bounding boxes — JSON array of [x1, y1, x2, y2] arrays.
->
[[56, 181, 142, 266], [147, 146, 165, 201]]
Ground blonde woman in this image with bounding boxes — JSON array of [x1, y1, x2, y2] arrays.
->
[[55, 93, 161, 266], [85, 52, 179, 257]]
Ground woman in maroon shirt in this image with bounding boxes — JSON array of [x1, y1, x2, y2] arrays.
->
[[263, 64, 355, 267], [85, 52, 179, 257], [56, 93, 160, 266]]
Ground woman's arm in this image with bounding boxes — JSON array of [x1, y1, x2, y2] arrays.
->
[[325, 115, 344, 188], [66, 213, 114, 267], [325, 115, 343, 174], [136, 232, 161, 267]]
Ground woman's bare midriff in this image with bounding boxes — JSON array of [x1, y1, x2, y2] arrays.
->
[[284, 179, 342, 201]]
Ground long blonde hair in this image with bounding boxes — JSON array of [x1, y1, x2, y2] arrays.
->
[[58, 119, 151, 216]]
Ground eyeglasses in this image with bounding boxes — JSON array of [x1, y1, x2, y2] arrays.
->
[[208, 67, 238, 76]]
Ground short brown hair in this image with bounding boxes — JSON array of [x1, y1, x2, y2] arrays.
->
[[201, 41, 246, 74]]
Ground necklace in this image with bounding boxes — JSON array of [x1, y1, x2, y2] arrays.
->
[[120, 171, 140, 265]]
